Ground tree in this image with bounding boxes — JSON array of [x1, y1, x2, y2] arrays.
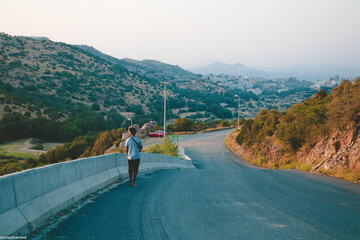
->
[[217, 119, 230, 128], [210, 104, 233, 119], [91, 103, 100, 111], [4, 105, 11, 112], [172, 118, 194, 132], [92, 130, 114, 155]]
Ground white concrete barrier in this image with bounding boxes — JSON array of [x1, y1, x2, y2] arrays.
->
[[0, 174, 29, 235], [178, 146, 191, 160], [0, 153, 194, 236]]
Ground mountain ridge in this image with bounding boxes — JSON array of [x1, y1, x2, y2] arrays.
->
[[190, 62, 360, 81], [76, 45, 200, 82], [190, 61, 255, 76]]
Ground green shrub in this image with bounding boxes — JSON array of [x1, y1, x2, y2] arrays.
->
[[91, 103, 100, 111], [217, 119, 230, 128], [145, 138, 178, 157], [92, 129, 123, 155], [236, 85, 336, 152], [299, 163, 313, 172], [4, 105, 11, 112], [173, 118, 194, 132], [38, 134, 98, 164], [31, 143, 44, 150]]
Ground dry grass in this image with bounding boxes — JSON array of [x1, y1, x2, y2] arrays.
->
[[317, 165, 360, 183], [344, 163, 360, 183], [279, 162, 297, 169], [299, 163, 313, 172], [0, 139, 63, 159]]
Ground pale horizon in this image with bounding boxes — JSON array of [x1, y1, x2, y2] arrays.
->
[[1, 0, 360, 70]]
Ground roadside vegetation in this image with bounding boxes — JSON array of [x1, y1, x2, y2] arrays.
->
[[227, 79, 360, 183], [0, 116, 242, 176], [235, 80, 359, 153], [145, 138, 179, 157], [0, 129, 124, 176]]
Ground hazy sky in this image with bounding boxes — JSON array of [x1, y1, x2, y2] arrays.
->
[[1, 0, 359, 69]]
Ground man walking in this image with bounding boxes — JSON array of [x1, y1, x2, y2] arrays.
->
[[125, 127, 143, 186]]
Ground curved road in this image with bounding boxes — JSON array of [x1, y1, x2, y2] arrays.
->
[[39, 130, 360, 239]]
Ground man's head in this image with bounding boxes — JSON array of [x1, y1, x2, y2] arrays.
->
[[129, 127, 136, 136]]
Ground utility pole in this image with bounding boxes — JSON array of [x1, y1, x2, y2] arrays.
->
[[235, 95, 240, 128], [161, 82, 170, 138]]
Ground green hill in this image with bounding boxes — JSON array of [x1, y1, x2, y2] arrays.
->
[[0, 33, 161, 114], [228, 79, 360, 182], [0, 33, 245, 143]]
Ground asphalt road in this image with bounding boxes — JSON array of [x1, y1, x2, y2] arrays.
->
[[39, 129, 360, 240]]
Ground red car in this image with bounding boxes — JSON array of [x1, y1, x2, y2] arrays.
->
[[149, 130, 165, 137]]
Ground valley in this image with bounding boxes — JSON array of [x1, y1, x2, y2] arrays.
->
[[0, 32, 348, 168]]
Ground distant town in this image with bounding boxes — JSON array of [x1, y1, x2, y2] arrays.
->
[[201, 73, 357, 95]]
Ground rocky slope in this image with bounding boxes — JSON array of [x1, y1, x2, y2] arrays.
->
[[227, 124, 360, 182], [299, 123, 360, 176], [227, 79, 360, 183]]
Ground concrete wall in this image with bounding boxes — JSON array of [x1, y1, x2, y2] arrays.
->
[[178, 146, 191, 160], [0, 153, 194, 236]]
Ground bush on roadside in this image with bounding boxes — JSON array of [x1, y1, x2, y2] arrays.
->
[[172, 118, 194, 132], [299, 163, 313, 172], [38, 128, 125, 164], [145, 138, 178, 157], [0, 157, 40, 176], [216, 119, 230, 128]]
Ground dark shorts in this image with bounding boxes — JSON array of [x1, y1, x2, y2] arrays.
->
[[128, 159, 140, 173]]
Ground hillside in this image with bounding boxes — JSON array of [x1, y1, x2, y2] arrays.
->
[[0, 33, 173, 142], [227, 79, 360, 182], [75, 46, 318, 118], [0, 33, 250, 142], [0, 33, 163, 114], [0, 33, 238, 122]]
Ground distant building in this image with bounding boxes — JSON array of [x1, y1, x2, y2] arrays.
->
[[248, 88, 262, 95]]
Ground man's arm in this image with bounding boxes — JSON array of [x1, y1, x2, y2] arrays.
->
[[139, 140, 143, 151], [125, 139, 129, 158]]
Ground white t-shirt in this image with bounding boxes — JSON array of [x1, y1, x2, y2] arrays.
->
[[125, 136, 143, 160]]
